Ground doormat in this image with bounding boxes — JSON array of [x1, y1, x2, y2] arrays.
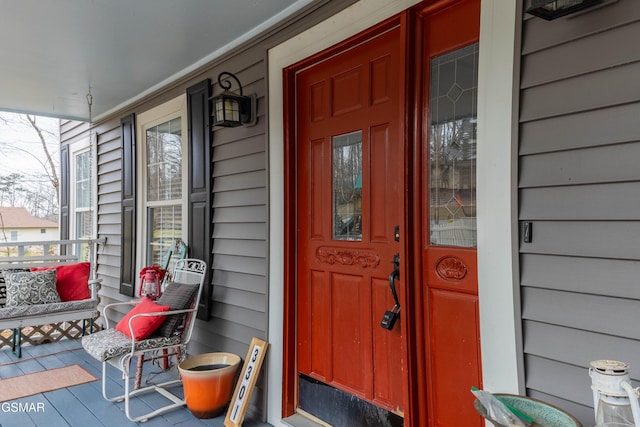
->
[[0, 364, 97, 402]]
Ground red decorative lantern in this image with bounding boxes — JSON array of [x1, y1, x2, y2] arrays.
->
[[139, 266, 165, 299]]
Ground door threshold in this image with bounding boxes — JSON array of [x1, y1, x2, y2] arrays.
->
[[283, 411, 332, 427]]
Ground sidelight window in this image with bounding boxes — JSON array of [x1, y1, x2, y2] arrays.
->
[[429, 43, 479, 247]]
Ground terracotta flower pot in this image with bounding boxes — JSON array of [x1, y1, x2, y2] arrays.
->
[[178, 352, 241, 419]]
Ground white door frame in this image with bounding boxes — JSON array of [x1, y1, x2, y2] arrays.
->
[[266, 0, 522, 424]]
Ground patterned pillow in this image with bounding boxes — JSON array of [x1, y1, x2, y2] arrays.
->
[[5, 270, 60, 306], [154, 282, 199, 337], [0, 268, 29, 308], [0, 272, 5, 308]]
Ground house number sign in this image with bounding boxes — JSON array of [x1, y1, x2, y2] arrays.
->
[[224, 337, 268, 427]]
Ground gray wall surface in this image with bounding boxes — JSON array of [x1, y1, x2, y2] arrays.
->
[[60, 0, 357, 420], [519, 2, 640, 424]]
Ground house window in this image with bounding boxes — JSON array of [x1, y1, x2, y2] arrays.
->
[[74, 150, 93, 241], [41, 228, 46, 234], [138, 96, 187, 268], [10, 231, 17, 241]]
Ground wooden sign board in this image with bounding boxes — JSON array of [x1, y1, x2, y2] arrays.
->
[[224, 337, 268, 427]]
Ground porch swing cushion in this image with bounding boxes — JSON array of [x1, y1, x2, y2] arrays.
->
[[82, 328, 182, 362], [0, 299, 96, 320]]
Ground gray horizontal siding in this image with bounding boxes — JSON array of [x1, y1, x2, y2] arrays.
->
[[519, 221, 640, 260], [521, 254, 640, 298], [521, 20, 640, 88], [58, 0, 358, 421], [519, 103, 640, 155], [520, 182, 640, 219], [519, 3, 640, 425], [520, 59, 640, 121], [524, 321, 640, 376], [60, 120, 88, 143], [524, 356, 591, 407], [522, 287, 640, 340], [520, 143, 640, 187]]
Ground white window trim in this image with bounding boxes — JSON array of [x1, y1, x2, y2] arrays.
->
[[135, 94, 188, 271], [69, 139, 97, 240]]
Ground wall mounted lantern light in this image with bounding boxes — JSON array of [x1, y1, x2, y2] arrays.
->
[[212, 71, 257, 127], [525, 0, 603, 20]]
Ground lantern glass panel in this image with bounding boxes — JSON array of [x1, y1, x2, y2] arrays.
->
[[214, 93, 243, 126]]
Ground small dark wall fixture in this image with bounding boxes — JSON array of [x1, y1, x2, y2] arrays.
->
[[523, 221, 533, 243], [525, 0, 603, 20], [211, 72, 257, 127]]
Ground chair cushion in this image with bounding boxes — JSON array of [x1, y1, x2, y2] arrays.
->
[[155, 282, 198, 337], [31, 262, 91, 301], [115, 298, 171, 340], [0, 299, 96, 319], [5, 270, 60, 306], [81, 328, 182, 362]]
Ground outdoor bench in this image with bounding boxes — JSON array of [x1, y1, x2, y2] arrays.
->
[[0, 238, 105, 357]]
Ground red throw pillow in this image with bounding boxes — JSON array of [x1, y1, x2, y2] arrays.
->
[[115, 298, 171, 341], [31, 262, 91, 301]]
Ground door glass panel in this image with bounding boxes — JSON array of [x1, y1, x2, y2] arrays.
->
[[429, 43, 478, 247], [333, 131, 362, 241]]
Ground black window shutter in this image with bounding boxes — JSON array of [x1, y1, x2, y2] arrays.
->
[[59, 144, 70, 241], [120, 113, 136, 296], [187, 79, 212, 320]]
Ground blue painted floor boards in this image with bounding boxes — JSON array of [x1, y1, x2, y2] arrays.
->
[[0, 339, 270, 427]]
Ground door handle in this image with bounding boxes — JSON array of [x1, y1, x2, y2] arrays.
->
[[380, 253, 401, 330], [389, 255, 400, 308]]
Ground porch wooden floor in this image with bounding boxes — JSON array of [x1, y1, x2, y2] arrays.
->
[[0, 338, 270, 427]]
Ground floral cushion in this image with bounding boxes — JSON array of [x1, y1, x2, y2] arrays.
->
[[0, 299, 96, 320], [82, 328, 182, 362], [5, 270, 60, 306]]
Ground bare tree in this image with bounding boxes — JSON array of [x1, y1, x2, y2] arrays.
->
[[26, 114, 59, 205], [0, 113, 60, 217]]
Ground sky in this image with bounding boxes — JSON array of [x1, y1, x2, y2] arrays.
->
[[0, 113, 60, 183]]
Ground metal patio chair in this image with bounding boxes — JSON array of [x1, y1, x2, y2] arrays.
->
[[81, 258, 207, 422]]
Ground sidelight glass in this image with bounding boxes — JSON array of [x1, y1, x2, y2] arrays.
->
[[333, 131, 363, 241], [429, 43, 478, 247]]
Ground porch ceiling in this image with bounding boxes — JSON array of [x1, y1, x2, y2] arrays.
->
[[0, 0, 314, 122]]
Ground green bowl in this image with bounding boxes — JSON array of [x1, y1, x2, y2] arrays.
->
[[474, 394, 582, 427]]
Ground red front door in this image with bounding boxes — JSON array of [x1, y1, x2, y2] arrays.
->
[[285, 2, 482, 426], [295, 24, 405, 419]]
